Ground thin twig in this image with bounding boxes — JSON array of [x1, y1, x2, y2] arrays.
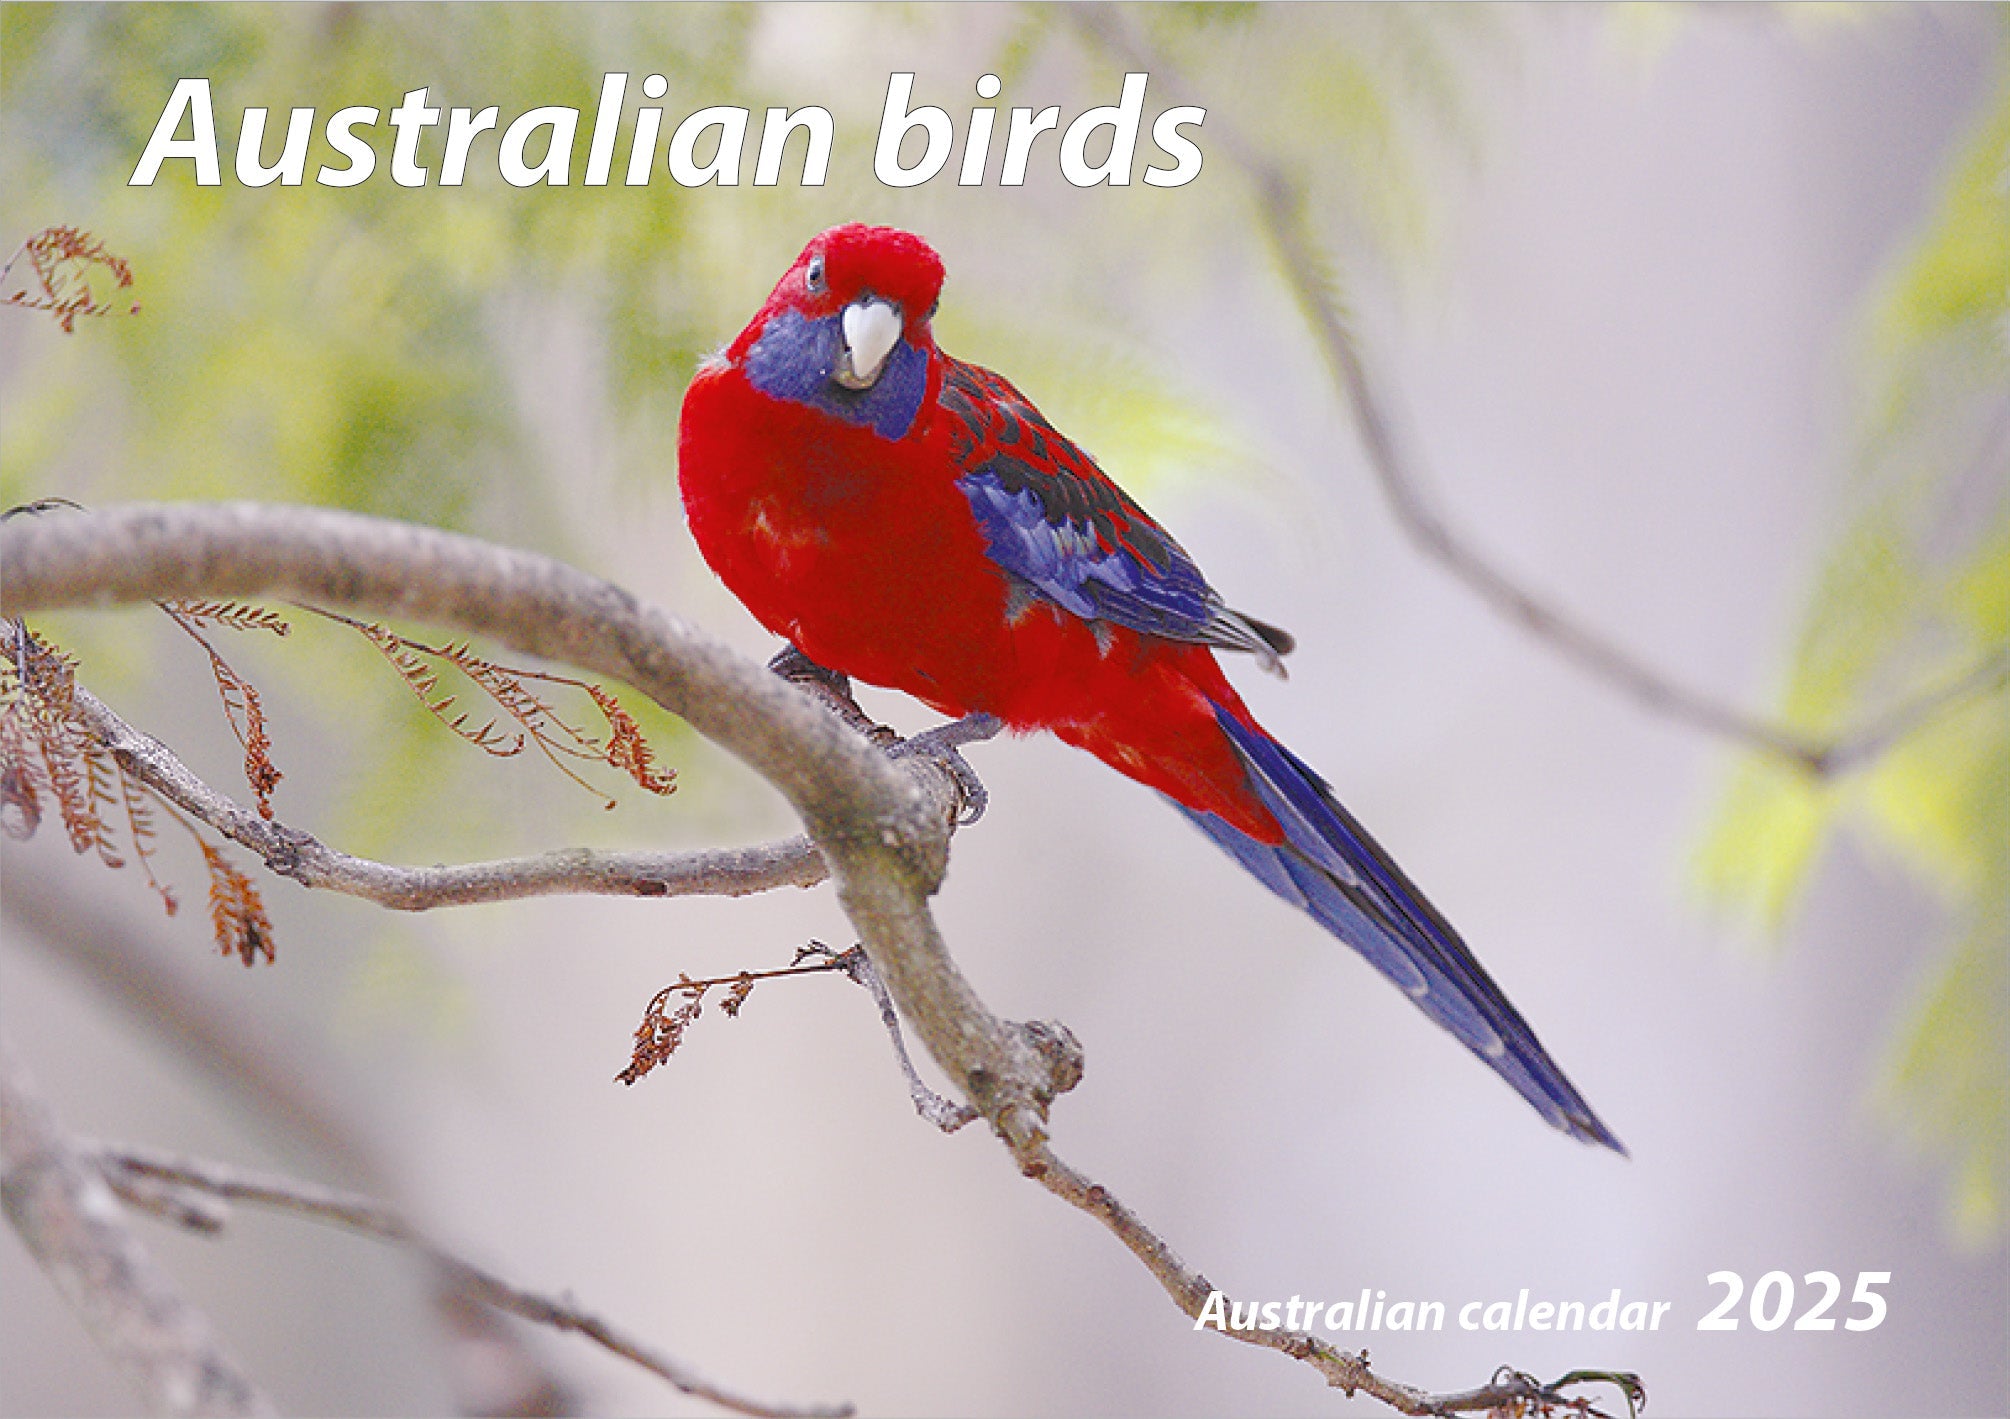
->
[[1016, 1136, 1638, 1417], [1251, 172, 2002, 778], [33, 633, 1001, 918], [1805, 645, 2010, 775], [1066, 4, 2006, 781], [53, 675, 830, 908], [90, 1144, 852, 1419], [820, 943, 980, 1132], [651, 954, 856, 995], [619, 949, 859, 1083], [2, 868, 584, 1413]]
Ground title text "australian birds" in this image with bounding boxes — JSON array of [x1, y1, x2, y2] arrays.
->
[[128, 73, 1206, 190]]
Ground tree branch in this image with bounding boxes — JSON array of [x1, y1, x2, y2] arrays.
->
[[1014, 1136, 1638, 1417], [2, 868, 586, 1414], [0, 1032, 273, 1417], [90, 1143, 851, 1419], [1804, 644, 2010, 775], [1067, 3, 2005, 781], [2, 867, 375, 1168], [0, 500, 1072, 1145], [48, 671, 830, 910], [1249, 177, 2004, 779], [823, 943, 982, 1133], [1, 501, 1615, 1412]]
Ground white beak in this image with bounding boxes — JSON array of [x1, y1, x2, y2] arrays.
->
[[835, 297, 902, 390]]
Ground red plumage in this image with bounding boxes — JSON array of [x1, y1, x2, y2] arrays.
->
[[677, 223, 1623, 1151], [680, 224, 1269, 836]]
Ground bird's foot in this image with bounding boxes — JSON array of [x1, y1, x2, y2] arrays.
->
[[767, 644, 851, 699], [890, 713, 1004, 825], [769, 645, 998, 824], [768, 645, 891, 743], [896, 712, 1005, 756]]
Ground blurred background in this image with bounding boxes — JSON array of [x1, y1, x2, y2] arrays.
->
[[2, 4, 2005, 1416]]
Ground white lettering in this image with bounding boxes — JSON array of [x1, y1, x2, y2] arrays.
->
[[1145, 106, 1206, 187], [753, 107, 832, 186], [236, 107, 313, 187], [875, 73, 951, 187], [441, 108, 499, 187], [388, 87, 441, 186], [317, 107, 379, 187], [583, 72, 626, 185], [1195, 1290, 1229, 1332], [499, 106, 578, 186], [131, 78, 220, 186], [999, 105, 1059, 186], [1059, 72, 1146, 186]]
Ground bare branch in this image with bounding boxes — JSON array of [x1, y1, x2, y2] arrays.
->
[[1066, 4, 2005, 782], [1017, 1136, 1639, 1417], [1807, 645, 2010, 775], [2, 501, 1590, 1412], [2, 868, 583, 1412], [2, 868, 371, 1169], [88, 1143, 851, 1419], [0, 1033, 273, 1416], [822, 943, 980, 1133], [54, 673, 829, 909], [1250, 178, 2004, 779], [0, 501, 1070, 1139]]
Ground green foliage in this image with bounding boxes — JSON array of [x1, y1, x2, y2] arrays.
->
[[1, 4, 772, 530], [937, 310, 1266, 503], [1694, 28, 2010, 1244], [1, 5, 800, 861]]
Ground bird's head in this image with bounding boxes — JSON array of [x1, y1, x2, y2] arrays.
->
[[732, 224, 946, 440]]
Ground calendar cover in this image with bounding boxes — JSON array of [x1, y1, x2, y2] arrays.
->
[[2, 6, 2003, 1416]]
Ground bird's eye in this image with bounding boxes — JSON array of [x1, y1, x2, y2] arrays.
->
[[805, 255, 826, 294]]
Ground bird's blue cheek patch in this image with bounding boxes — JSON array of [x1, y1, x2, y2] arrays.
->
[[743, 309, 928, 441]]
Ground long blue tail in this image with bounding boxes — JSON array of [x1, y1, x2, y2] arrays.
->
[[1177, 705, 1625, 1153]]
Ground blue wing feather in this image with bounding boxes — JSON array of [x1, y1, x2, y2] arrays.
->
[[942, 359, 1292, 670], [1179, 704, 1626, 1152], [934, 361, 1618, 1150]]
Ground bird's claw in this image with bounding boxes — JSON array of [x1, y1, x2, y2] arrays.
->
[[769, 645, 997, 825], [767, 644, 851, 699], [769, 644, 892, 741], [891, 713, 1003, 825], [898, 711, 1004, 754]]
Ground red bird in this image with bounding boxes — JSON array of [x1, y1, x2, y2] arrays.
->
[[679, 223, 1622, 1152]]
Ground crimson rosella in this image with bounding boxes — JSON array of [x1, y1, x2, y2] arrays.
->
[[678, 222, 1622, 1152]]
